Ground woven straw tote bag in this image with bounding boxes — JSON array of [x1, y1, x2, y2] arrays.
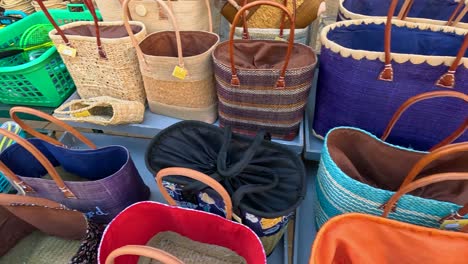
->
[[219, 0, 316, 45], [313, 0, 468, 150], [123, 0, 220, 123], [214, 1, 317, 140], [339, 0, 468, 29], [315, 91, 468, 229], [0, 194, 104, 263], [36, 0, 147, 104], [54, 96, 145, 126]]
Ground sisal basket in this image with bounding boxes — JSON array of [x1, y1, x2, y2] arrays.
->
[[53, 96, 145, 125], [248, 0, 303, 28], [124, 0, 219, 123]]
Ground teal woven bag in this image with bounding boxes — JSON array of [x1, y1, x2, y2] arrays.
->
[[314, 91, 468, 228]]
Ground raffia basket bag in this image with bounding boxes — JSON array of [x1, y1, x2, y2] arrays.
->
[[123, 0, 220, 123], [38, 0, 147, 104]]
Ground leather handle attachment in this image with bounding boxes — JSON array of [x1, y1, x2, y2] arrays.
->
[[156, 167, 233, 220], [123, 0, 184, 69], [10, 106, 96, 149], [0, 129, 76, 199], [380, 0, 468, 89], [105, 245, 183, 264], [381, 91, 468, 151], [229, 1, 295, 89], [383, 172, 468, 219]]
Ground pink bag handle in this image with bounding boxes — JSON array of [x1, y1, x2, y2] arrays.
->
[[35, 0, 107, 59], [229, 1, 295, 89], [379, 0, 468, 88], [123, 0, 184, 69], [381, 91, 468, 151], [105, 245, 183, 264], [0, 129, 76, 199]]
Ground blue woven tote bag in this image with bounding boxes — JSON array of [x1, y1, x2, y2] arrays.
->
[[339, 0, 468, 29], [313, 0, 468, 151], [315, 91, 468, 229]]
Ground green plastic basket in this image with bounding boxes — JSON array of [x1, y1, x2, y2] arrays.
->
[[0, 5, 101, 107]]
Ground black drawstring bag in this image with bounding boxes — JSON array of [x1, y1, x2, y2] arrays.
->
[[145, 121, 306, 255]]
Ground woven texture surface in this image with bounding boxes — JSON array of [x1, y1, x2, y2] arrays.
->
[[247, 0, 305, 28], [137, 231, 247, 264], [49, 21, 147, 104], [54, 96, 145, 126], [314, 128, 463, 229], [313, 22, 468, 150]]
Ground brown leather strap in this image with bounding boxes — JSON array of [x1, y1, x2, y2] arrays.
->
[[83, 0, 107, 59], [123, 0, 184, 69], [229, 1, 295, 89], [380, 0, 468, 88], [156, 167, 233, 220], [447, 0, 466, 26], [0, 193, 66, 208], [105, 245, 183, 264], [399, 142, 468, 189], [35, 0, 71, 46], [0, 128, 76, 199], [9, 106, 96, 149], [381, 91, 468, 149], [382, 172, 468, 218], [397, 0, 413, 20]]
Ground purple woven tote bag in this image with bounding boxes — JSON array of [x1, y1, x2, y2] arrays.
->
[[313, 0, 468, 151], [338, 0, 468, 29], [213, 1, 317, 140], [0, 107, 150, 224]]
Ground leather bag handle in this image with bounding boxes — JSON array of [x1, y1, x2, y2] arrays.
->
[[105, 245, 183, 264], [379, 0, 468, 88], [399, 142, 468, 189], [229, 1, 295, 89], [156, 167, 233, 220], [0, 129, 76, 199], [381, 91, 468, 151], [123, 0, 184, 70], [35, 0, 107, 59], [382, 172, 468, 219], [398, 0, 467, 27], [9, 106, 96, 149]]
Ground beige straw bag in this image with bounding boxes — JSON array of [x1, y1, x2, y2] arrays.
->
[[53, 96, 145, 125], [123, 0, 220, 123], [96, 0, 216, 34], [37, 0, 147, 104]]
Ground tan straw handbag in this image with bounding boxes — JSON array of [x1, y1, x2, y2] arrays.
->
[[123, 0, 220, 123], [53, 96, 145, 125], [36, 0, 147, 104]]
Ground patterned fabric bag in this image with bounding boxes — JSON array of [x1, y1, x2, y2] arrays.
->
[[0, 194, 104, 263], [145, 121, 306, 255], [313, 0, 468, 150], [213, 0, 317, 140], [0, 107, 150, 224], [315, 91, 468, 229], [339, 0, 468, 29]]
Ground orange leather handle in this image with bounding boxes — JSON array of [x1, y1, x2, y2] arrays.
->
[[156, 167, 233, 220], [400, 142, 468, 189], [9, 107, 96, 149], [398, 0, 466, 26], [380, 0, 468, 88], [105, 245, 183, 264], [0, 193, 66, 209], [35, 0, 71, 45], [381, 91, 468, 151], [229, 1, 295, 89], [0, 129, 76, 199], [383, 172, 468, 218]]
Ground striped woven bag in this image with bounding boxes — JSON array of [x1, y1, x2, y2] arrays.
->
[[213, 0, 317, 140], [315, 91, 468, 229]]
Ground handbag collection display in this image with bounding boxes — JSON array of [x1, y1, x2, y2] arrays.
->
[[0, 0, 467, 263]]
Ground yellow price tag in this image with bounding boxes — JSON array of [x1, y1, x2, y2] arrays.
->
[[440, 219, 468, 232], [260, 217, 283, 229], [275, 36, 286, 42], [58, 44, 77, 57], [72, 110, 91, 118], [172, 65, 188, 80]]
